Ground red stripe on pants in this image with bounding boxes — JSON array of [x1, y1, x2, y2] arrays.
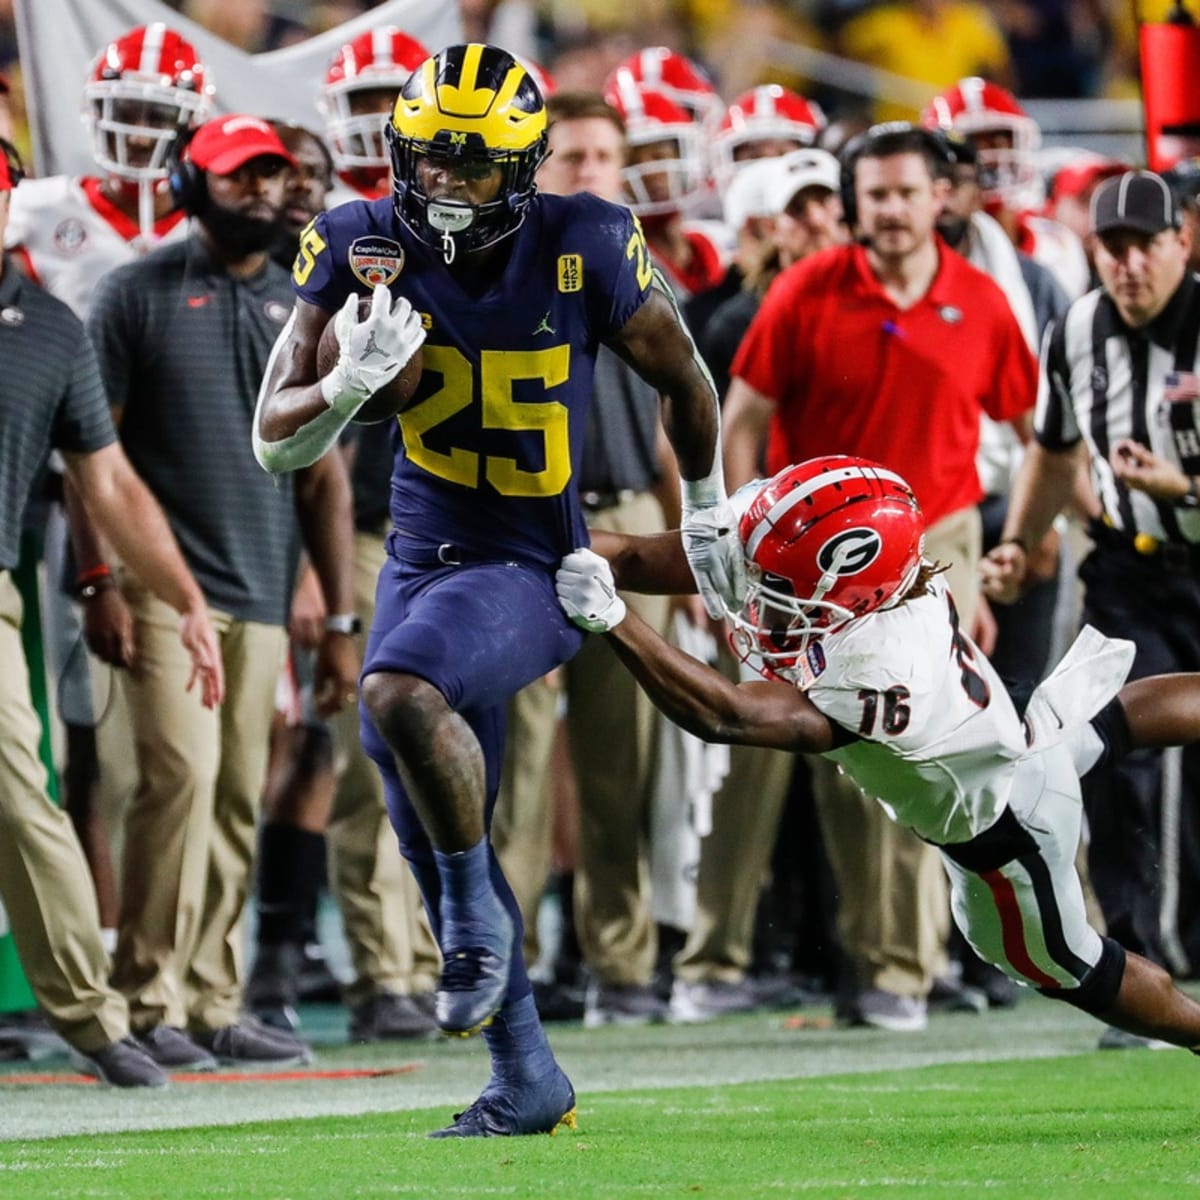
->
[[980, 867, 1060, 989]]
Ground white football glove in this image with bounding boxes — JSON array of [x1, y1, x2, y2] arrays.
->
[[556, 548, 627, 633], [681, 499, 748, 620], [320, 283, 426, 417]]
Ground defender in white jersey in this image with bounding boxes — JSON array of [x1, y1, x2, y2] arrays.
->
[[557, 455, 1200, 1050]]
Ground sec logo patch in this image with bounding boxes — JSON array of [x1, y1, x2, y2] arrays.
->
[[349, 236, 404, 289]]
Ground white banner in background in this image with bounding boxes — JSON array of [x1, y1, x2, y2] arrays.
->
[[13, 0, 461, 177]]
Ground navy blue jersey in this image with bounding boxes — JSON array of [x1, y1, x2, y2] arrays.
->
[[293, 193, 655, 567]]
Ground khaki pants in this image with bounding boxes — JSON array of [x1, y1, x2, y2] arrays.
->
[[812, 504, 981, 997], [0, 572, 127, 1052], [327, 531, 439, 1003], [493, 490, 670, 986], [673, 692, 795, 984], [111, 580, 286, 1031]]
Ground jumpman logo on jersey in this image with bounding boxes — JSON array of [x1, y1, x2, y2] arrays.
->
[[533, 311, 555, 336], [360, 331, 388, 361]]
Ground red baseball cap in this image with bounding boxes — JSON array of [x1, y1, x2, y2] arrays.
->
[[187, 114, 297, 176]]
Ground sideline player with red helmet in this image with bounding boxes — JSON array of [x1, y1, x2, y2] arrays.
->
[[604, 75, 731, 299], [319, 25, 429, 204], [7, 23, 213, 303], [607, 45, 725, 133], [556, 455, 1200, 1055], [923, 77, 1089, 299], [710, 85, 825, 198]]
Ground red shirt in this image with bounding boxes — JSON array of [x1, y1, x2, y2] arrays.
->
[[731, 240, 1036, 526]]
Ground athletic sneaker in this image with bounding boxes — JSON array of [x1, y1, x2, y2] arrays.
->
[[853, 989, 928, 1033], [193, 1017, 313, 1065], [583, 981, 668, 1028], [436, 903, 514, 1036], [428, 1067, 577, 1138], [669, 978, 762, 1024], [137, 1025, 217, 1071], [348, 992, 438, 1042], [70, 1036, 168, 1088]]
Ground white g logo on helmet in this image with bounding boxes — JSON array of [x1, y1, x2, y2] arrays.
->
[[817, 528, 882, 575]]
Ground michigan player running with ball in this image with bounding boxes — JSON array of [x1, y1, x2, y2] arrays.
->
[[557, 456, 1200, 1052], [253, 44, 742, 1137]]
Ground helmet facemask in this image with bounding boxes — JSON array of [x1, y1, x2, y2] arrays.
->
[[386, 44, 548, 265], [387, 123, 546, 263]]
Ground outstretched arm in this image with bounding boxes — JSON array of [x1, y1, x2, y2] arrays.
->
[[607, 607, 837, 753], [556, 548, 835, 753], [1119, 675, 1200, 750], [590, 527, 696, 595]]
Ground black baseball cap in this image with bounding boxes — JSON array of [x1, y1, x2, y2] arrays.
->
[[1090, 170, 1181, 236]]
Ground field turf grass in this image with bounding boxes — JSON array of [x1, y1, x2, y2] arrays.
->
[[2, 999, 1197, 1198]]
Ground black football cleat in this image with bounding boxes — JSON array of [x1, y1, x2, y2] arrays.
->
[[428, 1069, 577, 1139]]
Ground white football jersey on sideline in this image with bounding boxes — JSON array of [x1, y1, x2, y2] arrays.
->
[[1018, 211, 1089, 302], [810, 575, 1028, 846], [4, 175, 188, 319]]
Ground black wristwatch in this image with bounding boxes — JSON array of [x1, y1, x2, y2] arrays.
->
[[1179, 477, 1200, 509], [324, 613, 363, 636]]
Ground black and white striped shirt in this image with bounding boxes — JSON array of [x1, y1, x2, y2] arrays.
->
[[1037, 271, 1200, 546]]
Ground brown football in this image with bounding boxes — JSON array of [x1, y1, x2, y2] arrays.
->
[[316, 295, 424, 425]]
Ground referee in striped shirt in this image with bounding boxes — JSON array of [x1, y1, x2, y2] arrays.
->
[[984, 170, 1200, 1040]]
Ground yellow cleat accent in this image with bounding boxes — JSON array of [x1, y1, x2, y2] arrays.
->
[[550, 1107, 578, 1135], [439, 1013, 495, 1040]]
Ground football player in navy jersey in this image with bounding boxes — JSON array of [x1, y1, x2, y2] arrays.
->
[[253, 43, 743, 1138]]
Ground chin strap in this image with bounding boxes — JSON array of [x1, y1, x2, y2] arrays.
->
[[441, 229, 456, 265]]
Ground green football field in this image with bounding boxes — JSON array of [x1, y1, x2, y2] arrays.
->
[[2, 995, 1197, 1198]]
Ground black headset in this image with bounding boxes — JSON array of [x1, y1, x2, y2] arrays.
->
[[0, 136, 26, 190], [167, 129, 207, 216], [837, 122, 959, 231]]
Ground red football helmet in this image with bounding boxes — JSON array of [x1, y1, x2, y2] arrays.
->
[[605, 79, 705, 216], [606, 47, 725, 131], [710, 85, 825, 195], [728, 457, 926, 680], [321, 26, 429, 175], [83, 23, 213, 183], [922, 77, 1041, 209]]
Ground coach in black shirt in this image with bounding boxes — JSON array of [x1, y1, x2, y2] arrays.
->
[[985, 171, 1200, 1040]]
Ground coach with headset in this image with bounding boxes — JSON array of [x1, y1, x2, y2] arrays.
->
[[76, 114, 357, 1068], [987, 171, 1200, 1041], [722, 122, 1038, 1031]]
